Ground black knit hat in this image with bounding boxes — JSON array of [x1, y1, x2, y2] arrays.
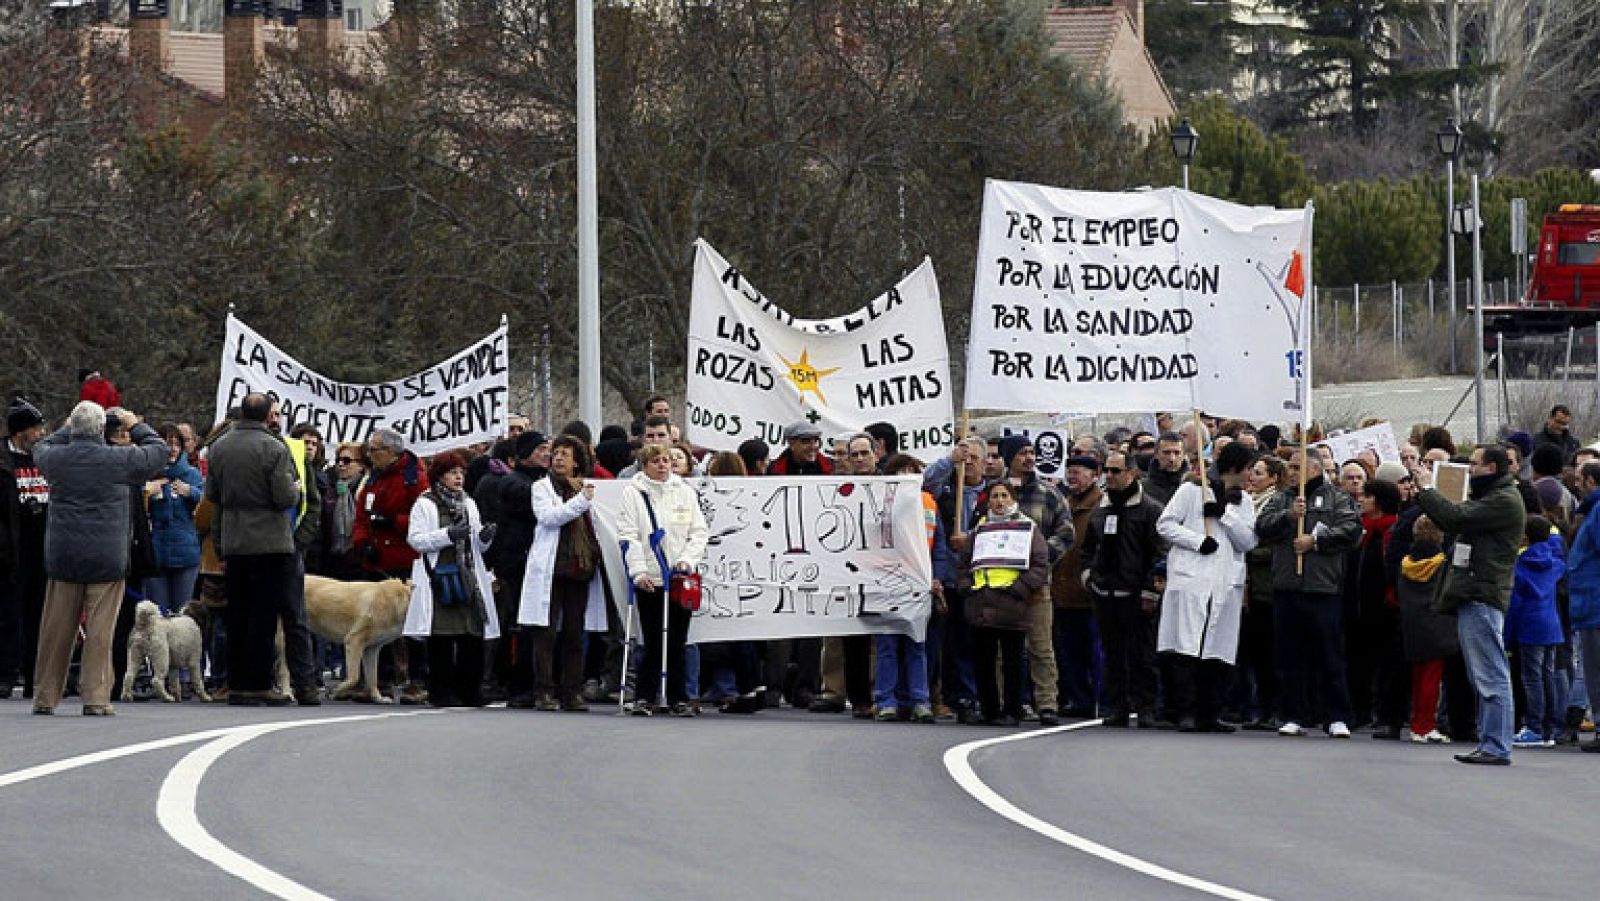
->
[[999, 434, 1031, 470], [6, 397, 44, 435], [513, 430, 548, 460]]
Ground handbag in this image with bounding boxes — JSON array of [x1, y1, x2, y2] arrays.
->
[[424, 554, 468, 607], [639, 489, 699, 611]]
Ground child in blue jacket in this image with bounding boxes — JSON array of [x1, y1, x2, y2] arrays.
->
[[1506, 515, 1567, 747]]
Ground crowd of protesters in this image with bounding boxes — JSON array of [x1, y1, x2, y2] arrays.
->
[[3, 372, 1598, 765]]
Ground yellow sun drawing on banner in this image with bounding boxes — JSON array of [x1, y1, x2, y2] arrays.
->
[[776, 348, 841, 406]]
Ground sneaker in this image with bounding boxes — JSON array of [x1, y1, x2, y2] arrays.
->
[[670, 702, 696, 718], [911, 704, 935, 724], [1278, 721, 1306, 737], [82, 704, 115, 717], [1424, 730, 1452, 744], [1513, 728, 1553, 748], [31, 704, 53, 716], [1327, 721, 1351, 739], [1020, 704, 1038, 723], [875, 706, 899, 722], [535, 694, 560, 713], [580, 679, 605, 703], [630, 699, 655, 717]]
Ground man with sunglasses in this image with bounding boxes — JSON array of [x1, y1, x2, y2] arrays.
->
[[1079, 451, 1165, 727]]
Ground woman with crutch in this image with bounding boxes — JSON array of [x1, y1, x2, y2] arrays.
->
[[616, 444, 709, 717]]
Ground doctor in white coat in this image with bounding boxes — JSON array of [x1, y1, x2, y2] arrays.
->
[[1156, 440, 1258, 732]]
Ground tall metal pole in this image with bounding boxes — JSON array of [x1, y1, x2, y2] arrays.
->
[[576, 0, 602, 430], [1447, 159, 1458, 374], [1181, 163, 1189, 192], [1472, 174, 1487, 444]]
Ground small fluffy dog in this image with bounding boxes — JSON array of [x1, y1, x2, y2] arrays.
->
[[123, 600, 211, 703], [304, 575, 411, 704]]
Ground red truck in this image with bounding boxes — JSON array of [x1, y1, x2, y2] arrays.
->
[[1485, 204, 1600, 369]]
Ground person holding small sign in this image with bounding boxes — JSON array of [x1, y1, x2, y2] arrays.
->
[[961, 481, 1049, 727], [1155, 441, 1258, 733]]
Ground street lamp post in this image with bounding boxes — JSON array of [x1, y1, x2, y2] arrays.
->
[[576, 0, 602, 431], [1437, 118, 1463, 374], [1171, 117, 1198, 191], [1470, 175, 1487, 443]]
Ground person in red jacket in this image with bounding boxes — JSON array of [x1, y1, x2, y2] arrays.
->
[[353, 428, 430, 702]]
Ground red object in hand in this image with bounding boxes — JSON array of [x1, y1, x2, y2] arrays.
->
[[670, 572, 702, 612]]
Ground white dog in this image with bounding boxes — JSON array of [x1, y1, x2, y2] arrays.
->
[[123, 600, 211, 703]]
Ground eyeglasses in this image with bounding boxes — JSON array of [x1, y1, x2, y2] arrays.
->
[[336, 457, 357, 465]]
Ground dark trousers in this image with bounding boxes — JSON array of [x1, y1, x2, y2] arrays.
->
[[843, 634, 873, 710], [1053, 606, 1101, 713], [16, 561, 46, 696], [426, 635, 485, 706], [534, 577, 589, 699], [1094, 593, 1156, 718], [789, 637, 823, 702], [282, 552, 317, 693], [1168, 653, 1230, 724], [972, 626, 1026, 720], [1443, 652, 1478, 741], [636, 588, 690, 706], [0, 577, 19, 689], [941, 594, 977, 707], [224, 553, 296, 693], [1371, 606, 1411, 729], [1275, 590, 1352, 726], [1233, 599, 1277, 721], [111, 589, 137, 699], [490, 566, 524, 692]]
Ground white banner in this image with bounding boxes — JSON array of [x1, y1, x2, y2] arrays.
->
[[964, 181, 1314, 426], [215, 314, 510, 456], [685, 239, 956, 462], [590, 475, 933, 643], [1322, 422, 1402, 466]]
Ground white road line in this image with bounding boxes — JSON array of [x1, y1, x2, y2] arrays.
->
[[154, 711, 443, 901], [943, 722, 1273, 901]]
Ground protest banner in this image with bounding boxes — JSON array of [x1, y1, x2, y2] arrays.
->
[[590, 475, 933, 643], [963, 180, 1314, 427], [215, 314, 510, 457], [684, 239, 955, 462], [1321, 422, 1402, 466]]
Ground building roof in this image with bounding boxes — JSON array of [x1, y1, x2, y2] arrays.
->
[[1043, 6, 1124, 75]]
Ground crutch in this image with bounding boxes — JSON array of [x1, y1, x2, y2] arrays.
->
[[648, 529, 673, 712], [618, 541, 636, 716]]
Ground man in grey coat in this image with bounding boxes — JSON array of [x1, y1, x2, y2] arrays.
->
[[205, 393, 302, 706], [30, 402, 166, 716]]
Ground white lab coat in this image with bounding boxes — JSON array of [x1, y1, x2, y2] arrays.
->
[[402, 494, 501, 640], [1155, 481, 1257, 664], [515, 477, 615, 632]]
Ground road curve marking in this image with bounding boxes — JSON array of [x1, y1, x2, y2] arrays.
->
[[943, 722, 1273, 901], [154, 711, 446, 901]]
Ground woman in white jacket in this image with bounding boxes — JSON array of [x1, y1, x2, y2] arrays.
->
[[515, 436, 610, 711], [616, 444, 709, 716], [1155, 440, 1258, 732], [403, 452, 500, 707]]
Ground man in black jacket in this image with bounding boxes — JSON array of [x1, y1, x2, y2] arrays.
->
[[0, 398, 47, 698], [1142, 432, 1188, 507], [480, 430, 546, 706], [1256, 451, 1363, 738], [1079, 450, 1165, 727]]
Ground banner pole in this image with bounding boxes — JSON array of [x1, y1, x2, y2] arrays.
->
[[1295, 443, 1308, 576], [1193, 409, 1211, 538], [954, 410, 971, 537]]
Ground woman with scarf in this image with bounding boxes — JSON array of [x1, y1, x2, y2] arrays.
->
[[1357, 478, 1407, 739], [403, 452, 499, 707], [617, 443, 709, 717], [960, 481, 1049, 726], [517, 435, 613, 711], [320, 442, 370, 580]]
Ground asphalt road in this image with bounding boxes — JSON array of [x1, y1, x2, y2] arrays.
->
[[2, 699, 1595, 901]]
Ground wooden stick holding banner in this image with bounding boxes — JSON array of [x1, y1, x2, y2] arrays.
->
[[953, 410, 971, 537], [1193, 409, 1211, 538], [1295, 437, 1308, 576]]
